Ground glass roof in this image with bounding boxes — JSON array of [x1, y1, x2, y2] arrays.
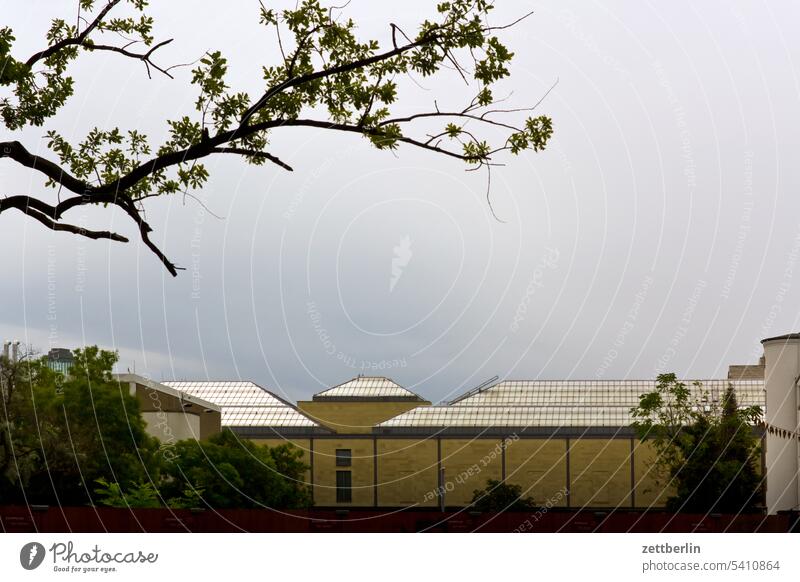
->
[[164, 381, 285, 407], [314, 376, 422, 399], [222, 406, 318, 427], [377, 405, 638, 427], [165, 378, 766, 430], [379, 379, 766, 428], [451, 380, 765, 408], [164, 381, 320, 428]]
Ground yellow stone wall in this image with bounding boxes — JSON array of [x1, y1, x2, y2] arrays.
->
[[375, 438, 439, 507], [297, 401, 428, 433], [505, 438, 568, 507], [245, 433, 681, 508], [440, 439, 503, 506], [633, 439, 674, 508], [312, 438, 375, 506], [569, 438, 632, 508]]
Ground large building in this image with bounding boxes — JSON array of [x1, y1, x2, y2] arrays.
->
[[117, 374, 222, 442], [162, 333, 800, 514]]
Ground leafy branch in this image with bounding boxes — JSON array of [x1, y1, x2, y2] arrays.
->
[[1, 0, 554, 276]]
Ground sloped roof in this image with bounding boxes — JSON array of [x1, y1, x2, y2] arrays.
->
[[164, 381, 320, 428], [377, 405, 634, 428], [221, 406, 318, 427], [378, 379, 765, 428], [116, 374, 219, 411], [313, 376, 425, 401], [450, 379, 765, 408]]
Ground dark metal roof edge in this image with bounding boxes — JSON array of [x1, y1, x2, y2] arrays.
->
[[761, 333, 800, 343], [371, 426, 640, 437], [229, 426, 334, 438], [311, 395, 428, 402]]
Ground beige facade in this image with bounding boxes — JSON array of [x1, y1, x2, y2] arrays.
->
[[439, 438, 504, 506], [297, 400, 427, 434], [243, 433, 671, 509], [375, 438, 439, 507], [632, 440, 674, 507], [505, 438, 567, 506], [254, 376, 689, 509], [117, 374, 221, 442], [569, 438, 631, 507]]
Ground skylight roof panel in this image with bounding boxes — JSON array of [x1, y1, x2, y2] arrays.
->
[[451, 379, 765, 408], [314, 376, 421, 399], [164, 381, 320, 428]]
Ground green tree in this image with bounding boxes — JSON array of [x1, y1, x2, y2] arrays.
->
[[159, 429, 311, 509], [470, 478, 536, 512], [1, 0, 553, 276], [0, 346, 161, 505], [47, 347, 162, 503], [2, 344, 312, 509], [94, 477, 161, 508], [0, 348, 54, 492], [630, 373, 764, 513]]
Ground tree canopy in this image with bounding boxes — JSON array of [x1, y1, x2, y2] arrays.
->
[[0, 346, 160, 505], [159, 429, 311, 509], [1, 0, 553, 276], [630, 373, 765, 513], [0, 345, 311, 509]]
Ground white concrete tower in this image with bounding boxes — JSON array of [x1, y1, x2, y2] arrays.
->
[[761, 334, 800, 513]]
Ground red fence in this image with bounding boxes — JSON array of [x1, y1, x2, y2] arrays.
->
[[2, 505, 797, 533]]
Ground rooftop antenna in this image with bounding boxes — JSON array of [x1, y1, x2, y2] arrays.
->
[[448, 375, 500, 404]]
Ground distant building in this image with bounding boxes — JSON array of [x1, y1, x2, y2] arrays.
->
[[165, 334, 800, 515], [47, 347, 74, 375], [1, 340, 21, 362], [116, 374, 221, 442]]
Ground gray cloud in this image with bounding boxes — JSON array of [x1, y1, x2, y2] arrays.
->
[[2, 0, 800, 402]]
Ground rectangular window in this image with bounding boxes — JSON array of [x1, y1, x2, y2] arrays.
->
[[336, 470, 352, 503], [335, 449, 352, 467]]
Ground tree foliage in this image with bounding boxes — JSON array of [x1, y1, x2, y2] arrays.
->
[[159, 429, 311, 509], [1, 0, 553, 275], [0, 346, 159, 505], [470, 478, 536, 512], [630, 373, 765, 513], [0, 345, 311, 509], [94, 477, 161, 508]]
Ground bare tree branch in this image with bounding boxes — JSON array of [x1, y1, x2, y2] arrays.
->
[[0, 192, 180, 276], [1, 141, 90, 195], [83, 39, 176, 79], [2, 199, 128, 242]]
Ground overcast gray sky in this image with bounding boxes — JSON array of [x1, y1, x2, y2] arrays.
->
[[2, 0, 800, 403]]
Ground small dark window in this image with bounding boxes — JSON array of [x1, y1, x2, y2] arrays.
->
[[336, 471, 352, 503], [335, 449, 352, 467]]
